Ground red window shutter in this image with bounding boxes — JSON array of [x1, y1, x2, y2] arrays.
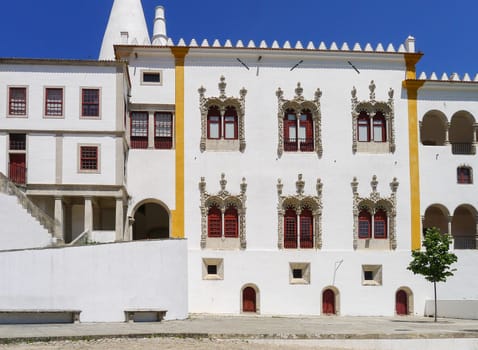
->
[[299, 209, 313, 248], [207, 205, 222, 237], [154, 112, 173, 149], [130, 112, 149, 149], [374, 209, 387, 238], [373, 113, 386, 142], [284, 111, 298, 151], [224, 106, 238, 140], [284, 208, 297, 248], [358, 210, 371, 238], [357, 112, 370, 142], [224, 207, 238, 238], [207, 106, 221, 139]]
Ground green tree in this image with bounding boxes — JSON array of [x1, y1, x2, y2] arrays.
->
[[407, 227, 457, 322]]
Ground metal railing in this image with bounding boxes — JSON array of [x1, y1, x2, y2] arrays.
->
[[451, 143, 475, 155], [453, 236, 476, 249], [284, 138, 314, 152]]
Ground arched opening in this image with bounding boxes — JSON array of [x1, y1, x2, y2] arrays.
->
[[420, 111, 447, 146], [452, 205, 477, 249], [450, 111, 475, 154], [423, 204, 449, 236], [395, 287, 413, 316], [322, 286, 339, 315], [132, 201, 170, 240], [241, 284, 259, 313]]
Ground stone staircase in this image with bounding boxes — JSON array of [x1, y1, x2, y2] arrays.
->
[[0, 172, 55, 250]]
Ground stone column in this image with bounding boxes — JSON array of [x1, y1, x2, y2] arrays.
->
[[148, 111, 155, 149], [444, 123, 450, 145], [115, 197, 124, 241], [54, 197, 64, 244], [84, 197, 93, 240]]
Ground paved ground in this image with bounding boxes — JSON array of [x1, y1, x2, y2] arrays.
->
[[1, 315, 478, 349]]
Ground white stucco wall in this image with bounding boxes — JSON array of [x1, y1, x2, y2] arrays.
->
[[27, 135, 56, 184], [0, 193, 52, 250], [0, 240, 188, 322]]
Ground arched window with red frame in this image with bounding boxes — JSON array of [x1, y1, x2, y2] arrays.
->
[[223, 106, 238, 140], [224, 206, 239, 238], [374, 209, 388, 238], [207, 205, 222, 238], [284, 109, 298, 151], [299, 109, 314, 151], [373, 112, 386, 142], [284, 208, 298, 248], [357, 112, 370, 142], [299, 208, 313, 248], [358, 210, 372, 238], [207, 106, 221, 139]]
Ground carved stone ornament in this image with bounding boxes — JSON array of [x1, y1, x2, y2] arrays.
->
[[276, 82, 323, 158], [199, 174, 247, 249], [351, 176, 399, 250], [277, 174, 323, 249], [351, 81, 395, 153], [198, 76, 247, 152]]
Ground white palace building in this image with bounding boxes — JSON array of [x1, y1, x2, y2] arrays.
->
[[0, 0, 477, 323]]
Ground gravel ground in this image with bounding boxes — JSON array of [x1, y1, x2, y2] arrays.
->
[[0, 337, 348, 350]]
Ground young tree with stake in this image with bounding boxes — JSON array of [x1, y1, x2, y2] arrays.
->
[[407, 227, 457, 322]]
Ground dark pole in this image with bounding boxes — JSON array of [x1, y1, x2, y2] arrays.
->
[[434, 281, 437, 322]]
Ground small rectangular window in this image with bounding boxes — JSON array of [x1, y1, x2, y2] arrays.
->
[[45, 88, 63, 117], [81, 88, 100, 117], [364, 271, 374, 280], [9, 134, 26, 150], [141, 71, 162, 85], [9, 87, 27, 116], [202, 258, 224, 280], [79, 146, 98, 171], [207, 265, 218, 275], [362, 265, 382, 286], [154, 112, 173, 149], [289, 262, 310, 284]]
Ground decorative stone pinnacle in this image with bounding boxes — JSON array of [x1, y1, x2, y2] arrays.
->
[[316, 178, 323, 196], [240, 87, 247, 99], [240, 177, 247, 194], [390, 177, 399, 193], [277, 179, 283, 196], [371, 175, 378, 192], [295, 82, 303, 99], [351, 177, 358, 194], [351, 86, 357, 100], [198, 86, 206, 97], [388, 88, 394, 100], [219, 173, 227, 191], [218, 76, 227, 98], [199, 177, 206, 193], [315, 88, 322, 101], [276, 87, 284, 100], [296, 174, 305, 195], [369, 80, 376, 100]]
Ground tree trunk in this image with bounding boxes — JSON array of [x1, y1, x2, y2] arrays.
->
[[434, 281, 437, 322]]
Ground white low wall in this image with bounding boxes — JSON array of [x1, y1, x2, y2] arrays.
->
[[0, 240, 188, 322], [425, 300, 478, 320]]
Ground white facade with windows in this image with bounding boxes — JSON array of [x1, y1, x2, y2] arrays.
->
[[0, 0, 476, 322]]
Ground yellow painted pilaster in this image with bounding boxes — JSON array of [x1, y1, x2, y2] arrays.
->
[[403, 53, 424, 250], [170, 47, 189, 238]]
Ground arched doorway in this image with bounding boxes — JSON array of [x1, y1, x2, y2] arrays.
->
[[396, 290, 408, 315], [132, 201, 170, 240], [322, 289, 335, 315], [395, 287, 413, 315], [241, 284, 259, 313]]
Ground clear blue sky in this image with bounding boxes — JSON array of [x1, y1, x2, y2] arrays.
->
[[0, 0, 476, 77]]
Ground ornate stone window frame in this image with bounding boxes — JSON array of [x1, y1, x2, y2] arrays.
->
[[199, 173, 247, 249], [276, 83, 323, 158], [277, 174, 323, 249], [198, 76, 247, 152], [351, 81, 395, 153], [351, 175, 399, 250]]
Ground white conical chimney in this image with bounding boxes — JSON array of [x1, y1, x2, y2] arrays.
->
[[99, 0, 151, 60], [152, 6, 168, 45]]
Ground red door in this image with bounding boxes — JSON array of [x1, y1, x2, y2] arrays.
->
[[9, 154, 26, 184], [242, 287, 256, 312], [322, 289, 335, 315], [396, 290, 408, 315]]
